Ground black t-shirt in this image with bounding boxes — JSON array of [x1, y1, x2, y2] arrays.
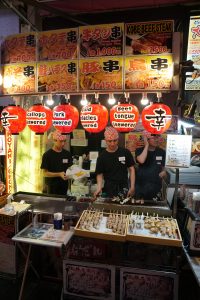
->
[[95, 147, 135, 184], [135, 147, 166, 184], [40, 148, 73, 193]]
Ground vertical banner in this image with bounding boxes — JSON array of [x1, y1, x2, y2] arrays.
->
[[38, 28, 78, 60], [185, 16, 200, 90], [79, 23, 124, 58], [5, 131, 14, 194]]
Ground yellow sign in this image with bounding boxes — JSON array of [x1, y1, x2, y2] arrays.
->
[[79, 57, 123, 91], [125, 54, 173, 90], [2, 63, 36, 94], [1, 32, 37, 64], [38, 28, 78, 60], [79, 23, 124, 58], [38, 60, 78, 92]]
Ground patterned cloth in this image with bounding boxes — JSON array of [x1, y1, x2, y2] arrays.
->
[[104, 126, 119, 140]]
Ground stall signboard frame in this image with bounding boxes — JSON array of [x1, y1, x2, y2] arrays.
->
[[63, 259, 115, 299]]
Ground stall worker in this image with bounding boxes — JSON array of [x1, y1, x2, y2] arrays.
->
[[135, 131, 167, 201], [40, 130, 73, 195], [94, 126, 135, 198]]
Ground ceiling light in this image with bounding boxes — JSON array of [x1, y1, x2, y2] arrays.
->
[[46, 94, 54, 106], [80, 94, 88, 106], [141, 92, 149, 106], [108, 93, 116, 105]]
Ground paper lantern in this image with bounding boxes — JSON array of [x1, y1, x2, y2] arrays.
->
[[53, 104, 79, 133], [1, 105, 26, 134], [110, 103, 139, 132], [80, 104, 108, 133], [142, 102, 172, 134], [26, 104, 53, 134]]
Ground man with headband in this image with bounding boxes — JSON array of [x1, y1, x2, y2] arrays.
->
[[41, 130, 73, 195], [135, 131, 166, 201], [94, 126, 135, 199]]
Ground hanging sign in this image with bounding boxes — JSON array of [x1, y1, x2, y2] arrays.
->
[[141, 102, 172, 134], [80, 104, 108, 133], [185, 16, 200, 90], [110, 103, 139, 132], [26, 104, 53, 134], [53, 104, 79, 133], [1, 105, 26, 134]]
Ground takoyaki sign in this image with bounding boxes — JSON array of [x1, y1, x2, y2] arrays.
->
[[110, 103, 139, 132], [80, 104, 108, 133]]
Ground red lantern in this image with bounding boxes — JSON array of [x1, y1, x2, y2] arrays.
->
[[142, 103, 172, 134], [110, 103, 139, 132], [1, 105, 26, 134], [26, 104, 53, 134], [80, 104, 108, 133], [53, 104, 79, 133]]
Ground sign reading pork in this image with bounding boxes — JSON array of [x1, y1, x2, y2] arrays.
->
[[125, 20, 174, 55]]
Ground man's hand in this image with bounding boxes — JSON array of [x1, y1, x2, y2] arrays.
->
[[93, 188, 102, 199], [127, 187, 134, 197], [60, 172, 68, 180]]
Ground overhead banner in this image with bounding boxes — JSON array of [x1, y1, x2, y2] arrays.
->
[[2, 63, 37, 94], [1, 32, 37, 64], [125, 54, 173, 90], [185, 16, 200, 90], [38, 28, 78, 60], [37, 60, 78, 92], [125, 20, 173, 55], [79, 57, 123, 91], [79, 23, 124, 58]]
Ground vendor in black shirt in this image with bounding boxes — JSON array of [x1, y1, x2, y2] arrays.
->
[[94, 127, 135, 198], [135, 132, 166, 201], [40, 130, 73, 195]]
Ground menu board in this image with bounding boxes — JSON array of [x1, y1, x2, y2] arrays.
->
[[165, 134, 192, 168]]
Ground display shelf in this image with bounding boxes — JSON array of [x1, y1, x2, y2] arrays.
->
[[74, 210, 127, 242], [126, 214, 182, 247]]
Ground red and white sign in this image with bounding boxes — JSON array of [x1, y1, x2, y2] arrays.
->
[[1, 105, 26, 134], [26, 104, 53, 134], [110, 103, 139, 132], [80, 104, 108, 133], [53, 104, 79, 133], [142, 102, 172, 134]]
